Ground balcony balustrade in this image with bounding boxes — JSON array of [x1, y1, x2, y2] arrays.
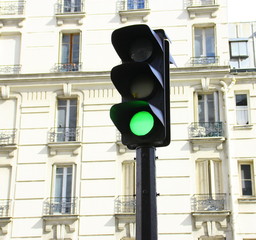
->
[[190, 56, 219, 66], [48, 127, 80, 143], [0, 200, 11, 217], [0, 1, 25, 15], [191, 193, 227, 212], [43, 197, 77, 215], [54, 62, 82, 72], [0, 129, 17, 145], [115, 195, 136, 214], [0, 65, 21, 74], [189, 122, 223, 138], [55, 0, 84, 14], [117, 0, 149, 11], [185, 0, 217, 7]]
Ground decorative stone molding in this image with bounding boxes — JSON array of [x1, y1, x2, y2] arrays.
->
[[119, 9, 150, 23], [0, 145, 17, 158], [43, 215, 78, 239], [55, 13, 85, 26], [190, 137, 225, 152], [187, 5, 219, 19], [63, 83, 72, 97], [1, 86, 10, 100], [0, 217, 11, 235], [47, 142, 81, 156], [115, 214, 135, 239]]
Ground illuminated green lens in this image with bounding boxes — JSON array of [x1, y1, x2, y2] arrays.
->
[[130, 111, 154, 136]]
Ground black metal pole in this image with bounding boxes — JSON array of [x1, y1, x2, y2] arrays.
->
[[136, 146, 157, 240]]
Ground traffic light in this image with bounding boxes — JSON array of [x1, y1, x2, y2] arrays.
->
[[110, 24, 175, 149]]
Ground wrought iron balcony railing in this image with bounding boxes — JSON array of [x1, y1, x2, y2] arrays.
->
[[0, 65, 21, 74], [55, 0, 84, 14], [190, 56, 219, 66], [54, 62, 82, 72], [117, 0, 149, 11], [0, 129, 17, 145], [0, 1, 25, 15], [48, 127, 80, 143], [191, 193, 227, 212], [43, 197, 77, 215], [189, 122, 223, 138], [115, 195, 136, 214], [0, 200, 11, 217], [185, 0, 217, 7]]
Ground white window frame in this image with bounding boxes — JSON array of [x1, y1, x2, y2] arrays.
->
[[122, 160, 136, 196], [51, 164, 76, 214], [194, 91, 219, 122], [196, 158, 222, 195], [235, 93, 249, 125], [239, 161, 255, 197]]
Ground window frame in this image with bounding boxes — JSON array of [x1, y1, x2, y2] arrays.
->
[[229, 39, 249, 58], [235, 93, 249, 125], [239, 161, 255, 197], [193, 25, 216, 58]]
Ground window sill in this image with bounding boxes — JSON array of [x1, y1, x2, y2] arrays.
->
[[233, 124, 253, 130], [238, 197, 256, 203], [119, 9, 150, 23], [55, 12, 86, 26], [187, 4, 219, 19]]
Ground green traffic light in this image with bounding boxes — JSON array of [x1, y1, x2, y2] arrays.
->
[[130, 111, 154, 136]]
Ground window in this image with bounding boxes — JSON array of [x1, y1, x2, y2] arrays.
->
[[196, 159, 222, 195], [230, 40, 248, 58], [60, 33, 80, 71], [0, 34, 21, 73], [235, 94, 248, 125], [122, 160, 136, 196], [127, 0, 145, 10], [240, 163, 254, 196], [57, 98, 77, 142], [52, 165, 75, 214], [0, 166, 11, 217], [196, 92, 219, 123], [194, 26, 216, 64], [63, 0, 82, 12]]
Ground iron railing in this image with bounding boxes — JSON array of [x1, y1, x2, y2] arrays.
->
[[43, 197, 77, 215], [0, 65, 21, 74], [0, 200, 11, 217], [0, 1, 25, 15], [48, 127, 80, 143], [185, 0, 217, 7], [189, 122, 223, 138], [115, 195, 136, 214], [117, 0, 149, 11], [54, 62, 82, 72], [190, 56, 219, 66], [55, 0, 84, 14], [191, 193, 226, 211], [0, 129, 17, 145]]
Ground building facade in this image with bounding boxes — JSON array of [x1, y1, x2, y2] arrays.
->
[[0, 0, 256, 239]]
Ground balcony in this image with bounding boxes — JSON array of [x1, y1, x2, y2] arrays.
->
[[114, 196, 136, 237], [191, 194, 230, 232], [0, 1, 25, 27], [47, 127, 81, 156], [43, 197, 78, 237], [54, 62, 82, 72], [190, 56, 219, 66], [117, 0, 150, 23], [55, 0, 85, 25], [185, 0, 219, 18], [0, 200, 11, 235], [189, 122, 225, 151], [0, 65, 21, 74], [0, 129, 17, 157], [43, 197, 77, 215]]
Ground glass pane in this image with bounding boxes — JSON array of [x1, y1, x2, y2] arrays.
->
[[242, 180, 252, 195], [239, 42, 248, 56], [62, 44, 70, 63], [236, 94, 247, 106], [205, 28, 215, 57], [69, 104, 77, 128], [195, 28, 203, 57], [241, 164, 252, 179], [55, 174, 63, 198], [230, 42, 239, 57]]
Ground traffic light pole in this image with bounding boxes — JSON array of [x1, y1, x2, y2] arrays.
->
[[136, 146, 157, 240]]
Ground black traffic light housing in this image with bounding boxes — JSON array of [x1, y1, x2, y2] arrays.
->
[[110, 24, 174, 149]]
